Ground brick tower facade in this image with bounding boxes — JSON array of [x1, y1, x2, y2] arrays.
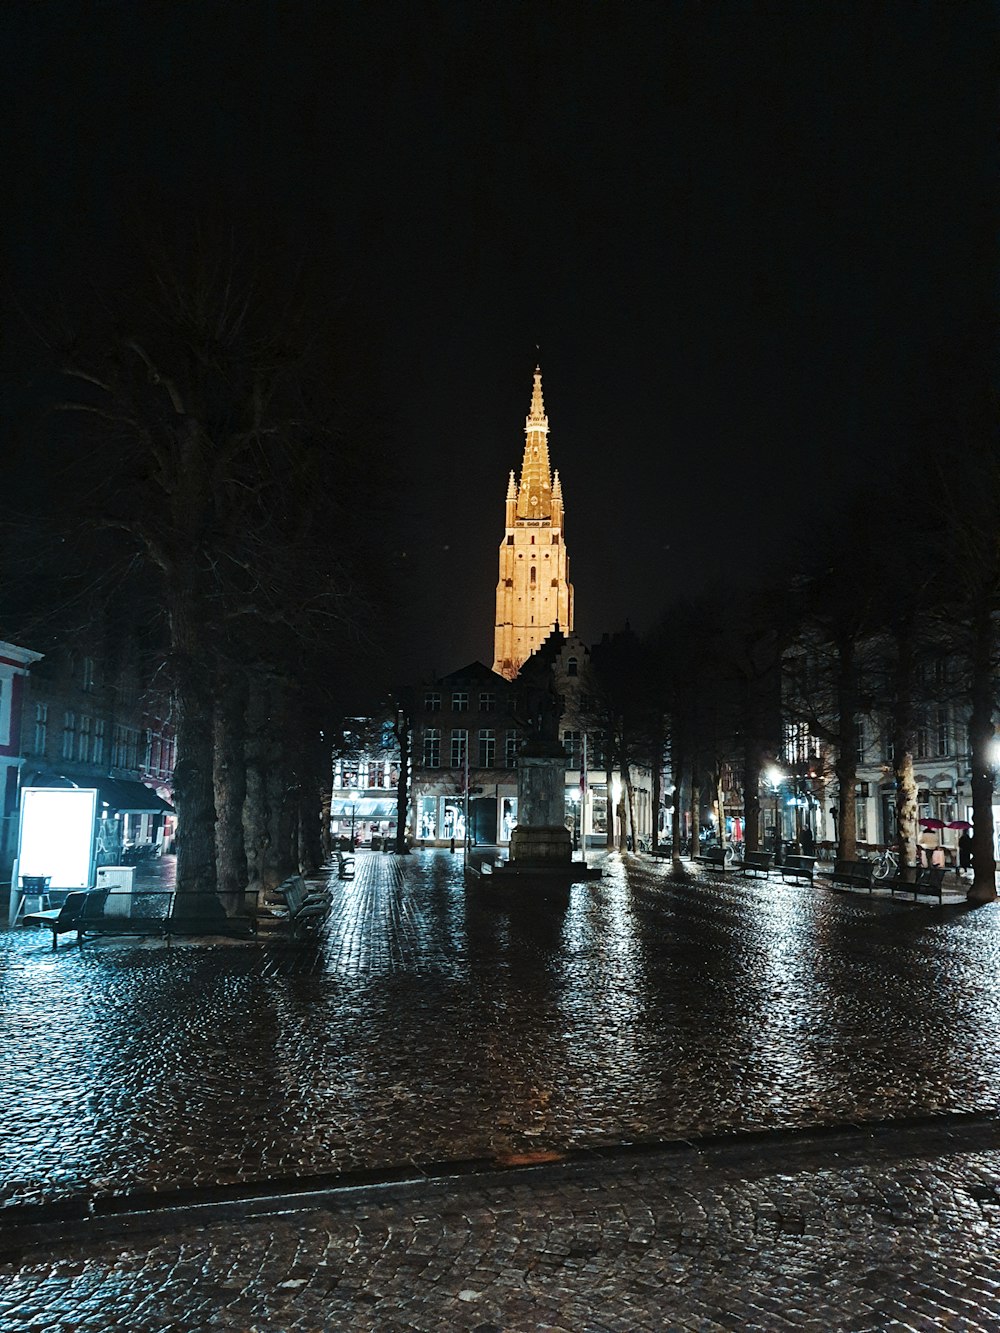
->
[[492, 367, 574, 679]]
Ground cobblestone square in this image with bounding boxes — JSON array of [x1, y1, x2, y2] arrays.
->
[[2, 850, 1000, 1328]]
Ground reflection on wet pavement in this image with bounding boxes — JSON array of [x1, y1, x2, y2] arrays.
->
[[1, 849, 998, 1211]]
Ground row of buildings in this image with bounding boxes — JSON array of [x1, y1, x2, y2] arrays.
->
[[0, 637, 175, 895], [332, 368, 993, 865]]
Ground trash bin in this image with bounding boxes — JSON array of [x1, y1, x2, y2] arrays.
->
[[19, 875, 51, 914]]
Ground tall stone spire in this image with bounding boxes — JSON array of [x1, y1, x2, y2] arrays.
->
[[493, 366, 574, 679], [516, 366, 552, 520]]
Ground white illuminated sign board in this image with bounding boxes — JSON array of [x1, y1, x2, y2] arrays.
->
[[17, 787, 97, 890]]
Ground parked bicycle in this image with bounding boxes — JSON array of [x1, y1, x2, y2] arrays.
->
[[872, 848, 899, 881]]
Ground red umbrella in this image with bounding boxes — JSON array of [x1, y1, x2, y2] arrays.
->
[[947, 820, 972, 830], [919, 818, 946, 830]]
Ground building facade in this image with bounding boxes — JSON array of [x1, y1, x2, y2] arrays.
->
[[493, 367, 574, 679], [0, 640, 44, 887]]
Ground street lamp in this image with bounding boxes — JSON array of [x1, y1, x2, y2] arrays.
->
[[348, 789, 360, 846], [567, 788, 580, 851], [765, 767, 784, 858]]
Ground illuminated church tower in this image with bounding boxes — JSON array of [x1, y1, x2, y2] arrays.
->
[[492, 367, 574, 678]]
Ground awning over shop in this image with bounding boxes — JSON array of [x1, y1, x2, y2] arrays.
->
[[97, 779, 174, 814], [330, 797, 396, 819]]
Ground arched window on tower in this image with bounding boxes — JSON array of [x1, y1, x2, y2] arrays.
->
[[567, 657, 578, 677], [530, 567, 536, 585]]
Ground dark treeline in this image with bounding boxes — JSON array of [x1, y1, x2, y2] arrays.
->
[[0, 220, 404, 921], [634, 340, 999, 902]]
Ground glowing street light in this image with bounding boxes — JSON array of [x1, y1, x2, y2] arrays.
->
[[348, 789, 361, 846]]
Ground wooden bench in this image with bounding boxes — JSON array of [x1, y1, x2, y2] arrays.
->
[[780, 854, 815, 885], [22, 891, 90, 948], [78, 887, 179, 938], [740, 851, 773, 879], [647, 845, 673, 859], [828, 859, 876, 893], [266, 877, 330, 929], [889, 865, 946, 902], [693, 846, 731, 872]]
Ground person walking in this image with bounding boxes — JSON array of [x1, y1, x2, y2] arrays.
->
[[800, 825, 815, 858], [958, 828, 973, 877]]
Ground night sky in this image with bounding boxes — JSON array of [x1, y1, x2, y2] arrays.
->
[[1, 3, 991, 693]]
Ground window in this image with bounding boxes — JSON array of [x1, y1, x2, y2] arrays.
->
[[479, 729, 495, 767], [507, 535, 514, 545], [93, 718, 105, 765], [530, 566, 536, 584], [78, 715, 91, 763], [567, 657, 578, 677], [126, 728, 138, 770], [505, 730, 520, 766], [856, 717, 868, 764], [479, 692, 495, 712], [451, 691, 468, 712], [855, 797, 868, 842], [450, 728, 467, 768], [82, 657, 95, 692], [562, 730, 582, 767], [144, 729, 153, 769], [935, 707, 949, 757], [32, 703, 47, 754], [423, 727, 441, 768], [424, 692, 441, 712], [62, 711, 76, 760]]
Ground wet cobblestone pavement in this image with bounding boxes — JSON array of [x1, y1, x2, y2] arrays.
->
[[4, 1124, 1000, 1330], [2, 850, 1000, 1327]]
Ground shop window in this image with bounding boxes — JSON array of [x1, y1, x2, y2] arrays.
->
[[500, 797, 518, 841], [423, 728, 441, 768], [418, 796, 437, 840], [442, 799, 466, 841]]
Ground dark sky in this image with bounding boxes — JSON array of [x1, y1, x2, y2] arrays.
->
[[1, 2, 991, 691]]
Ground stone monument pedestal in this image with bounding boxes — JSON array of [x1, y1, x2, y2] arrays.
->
[[488, 745, 601, 885]]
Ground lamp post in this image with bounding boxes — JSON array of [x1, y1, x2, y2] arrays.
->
[[348, 789, 360, 846], [765, 767, 784, 861], [567, 788, 579, 852], [611, 775, 623, 851]]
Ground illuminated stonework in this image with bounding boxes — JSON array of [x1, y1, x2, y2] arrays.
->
[[492, 367, 574, 679]]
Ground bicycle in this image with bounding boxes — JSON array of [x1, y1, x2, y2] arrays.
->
[[872, 848, 899, 881]]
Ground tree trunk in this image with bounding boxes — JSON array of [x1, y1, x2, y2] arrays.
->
[[690, 766, 700, 858], [169, 591, 218, 909], [605, 757, 615, 848], [651, 731, 663, 850], [394, 710, 411, 853], [296, 709, 324, 874], [213, 668, 248, 915], [671, 749, 683, 872], [743, 741, 763, 854], [243, 671, 274, 896], [834, 634, 859, 861], [967, 598, 997, 902], [624, 764, 638, 852], [891, 617, 918, 880], [716, 773, 726, 849]]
